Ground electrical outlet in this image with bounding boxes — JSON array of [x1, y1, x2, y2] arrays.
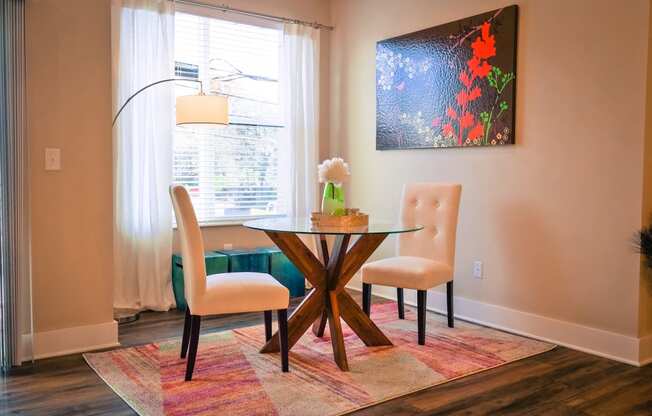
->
[[223, 243, 233, 250], [473, 261, 483, 279]]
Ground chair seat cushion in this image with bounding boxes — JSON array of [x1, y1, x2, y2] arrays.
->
[[361, 256, 453, 290], [192, 272, 289, 316]]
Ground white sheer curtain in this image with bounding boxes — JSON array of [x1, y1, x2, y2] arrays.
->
[[111, 0, 176, 311], [279, 24, 320, 218]]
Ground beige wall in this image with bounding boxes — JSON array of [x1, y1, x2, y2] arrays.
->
[[26, 0, 331, 334], [642, 3, 652, 339], [27, 0, 114, 332], [330, 0, 649, 337]]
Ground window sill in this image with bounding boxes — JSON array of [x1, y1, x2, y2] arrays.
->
[[173, 214, 285, 229]]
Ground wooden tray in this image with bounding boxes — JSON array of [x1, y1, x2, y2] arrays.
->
[[310, 209, 369, 227]]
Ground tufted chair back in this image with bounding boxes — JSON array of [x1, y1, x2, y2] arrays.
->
[[170, 185, 207, 311], [398, 183, 462, 268]]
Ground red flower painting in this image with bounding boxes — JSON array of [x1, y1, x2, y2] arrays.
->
[[375, 6, 517, 150], [443, 21, 497, 145], [471, 22, 496, 60]]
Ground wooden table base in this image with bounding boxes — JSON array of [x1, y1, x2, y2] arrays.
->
[[260, 232, 392, 371]]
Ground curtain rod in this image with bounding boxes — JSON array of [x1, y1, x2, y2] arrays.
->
[[174, 0, 334, 31]]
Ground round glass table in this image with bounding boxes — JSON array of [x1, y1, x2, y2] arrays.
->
[[244, 217, 422, 236], [243, 217, 423, 371]]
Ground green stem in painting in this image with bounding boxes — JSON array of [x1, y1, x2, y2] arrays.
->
[[483, 98, 499, 145], [483, 67, 514, 145], [494, 107, 506, 126]]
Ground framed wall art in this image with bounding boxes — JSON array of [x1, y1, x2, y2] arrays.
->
[[376, 5, 518, 150]]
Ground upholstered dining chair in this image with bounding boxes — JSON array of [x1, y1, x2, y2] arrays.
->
[[361, 183, 462, 345], [170, 185, 290, 381]]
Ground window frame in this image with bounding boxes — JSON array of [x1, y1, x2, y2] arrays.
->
[[173, 5, 286, 228]]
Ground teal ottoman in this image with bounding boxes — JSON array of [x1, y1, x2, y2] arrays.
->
[[215, 248, 270, 273], [256, 247, 306, 297], [171, 251, 228, 310]]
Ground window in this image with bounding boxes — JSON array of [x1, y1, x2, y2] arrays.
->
[[173, 11, 284, 224]]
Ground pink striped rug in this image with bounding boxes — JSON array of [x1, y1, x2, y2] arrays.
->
[[85, 302, 555, 415]]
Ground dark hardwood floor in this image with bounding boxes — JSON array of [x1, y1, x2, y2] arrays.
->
[[1, 291, 651, 415]]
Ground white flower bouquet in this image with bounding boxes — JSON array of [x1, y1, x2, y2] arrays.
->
[[318, 157, 350, 185]]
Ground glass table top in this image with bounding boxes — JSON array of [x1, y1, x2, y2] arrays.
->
[[243, 217, 423, 235]]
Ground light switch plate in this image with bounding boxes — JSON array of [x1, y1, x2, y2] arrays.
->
[[45, 148, 61, 171], [223, 243, 233, 250]]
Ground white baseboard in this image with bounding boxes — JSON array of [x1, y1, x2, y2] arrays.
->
[[22, 320, 119, 360], [349, 284, 649, 367]]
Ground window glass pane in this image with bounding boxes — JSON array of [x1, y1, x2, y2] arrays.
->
[[174, 12, 284, 223]]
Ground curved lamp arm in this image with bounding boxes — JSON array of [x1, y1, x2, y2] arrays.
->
[[112, 78, 202, 127]]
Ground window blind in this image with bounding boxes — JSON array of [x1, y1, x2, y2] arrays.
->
[[174, 12, 284, 223]]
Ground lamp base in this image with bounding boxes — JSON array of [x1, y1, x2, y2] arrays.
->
[[113, 308, 141, 325]]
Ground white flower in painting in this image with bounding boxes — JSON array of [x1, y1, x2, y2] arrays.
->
[[318, 157, 350, 185]]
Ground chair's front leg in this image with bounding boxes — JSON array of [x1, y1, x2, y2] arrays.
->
[[185, 315, 201, 381], [277, 309, 289, 372], [417, 290, 426, 345], [181, 307, 192, 358]]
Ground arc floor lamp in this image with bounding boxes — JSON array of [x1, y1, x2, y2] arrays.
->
[[112, 78, 229, 127], [112, 79, 228, 323]]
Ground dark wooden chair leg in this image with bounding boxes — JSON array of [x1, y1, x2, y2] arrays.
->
[[278, 309, 289, 372], [180, 307, 191, 358], [362, 283, 372, 316], [264, 310, 272, 341], [397, 288, 405, 319], [185, 315, 201, 381], [446, 281, 454, 328], [417, 290, 426, 345]]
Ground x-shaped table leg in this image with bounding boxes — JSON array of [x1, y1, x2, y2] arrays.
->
[[260, 231, 392, 371]]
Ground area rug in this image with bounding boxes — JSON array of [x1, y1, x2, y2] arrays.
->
[[84, 302, 555, 415]]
